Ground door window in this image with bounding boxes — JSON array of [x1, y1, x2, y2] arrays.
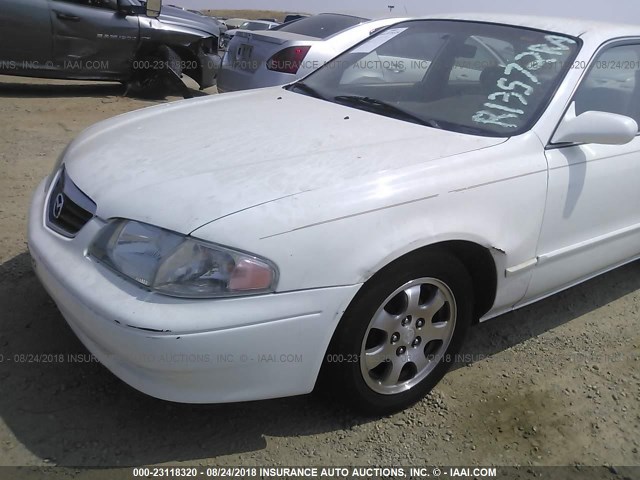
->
[[573, 43, 640, 123], [57, 0, 117, 10]]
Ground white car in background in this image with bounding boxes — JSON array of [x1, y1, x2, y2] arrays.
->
[[222, 17, 249, 30], [219, 20, 280, 50], [29, 15, 640, 414], [217, 14, 407, 92]]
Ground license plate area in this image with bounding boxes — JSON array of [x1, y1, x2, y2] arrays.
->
[[236, 44, 253, 61]]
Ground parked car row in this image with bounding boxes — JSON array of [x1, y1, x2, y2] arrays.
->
[[222, 17, 251, 30], [220, 13, 308, 31], [0, 1, 405, 96], [219, 19, 281, 50]]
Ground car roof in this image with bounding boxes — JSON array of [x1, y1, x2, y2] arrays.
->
[[411, 13, 639, 39], [316, 12, 369, 20]]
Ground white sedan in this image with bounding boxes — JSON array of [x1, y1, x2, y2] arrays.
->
[[217, 14, 408, 93], [29, 14, 640, 414]]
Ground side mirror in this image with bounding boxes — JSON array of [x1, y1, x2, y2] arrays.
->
[[146, 0, 162, 18], [553, 110, 638, 145]]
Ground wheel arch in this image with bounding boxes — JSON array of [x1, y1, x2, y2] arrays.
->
[[131, 42, 203, 79], [360, 239, 498, 323], [316, 240, 495, 409], [434, 240, 498, 321]]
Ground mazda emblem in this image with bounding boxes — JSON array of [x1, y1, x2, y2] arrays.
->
[[52, 193, 65, 219]]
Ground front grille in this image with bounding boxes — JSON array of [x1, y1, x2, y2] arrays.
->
[[46, 168, 96, 237]]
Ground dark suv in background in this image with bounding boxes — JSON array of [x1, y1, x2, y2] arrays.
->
[[0, 0, 221, 91]]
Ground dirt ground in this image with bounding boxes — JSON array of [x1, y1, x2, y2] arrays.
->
[[0, 74, 639, 472]]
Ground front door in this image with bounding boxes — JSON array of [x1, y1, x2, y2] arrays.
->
[[525, 41, 640, 302], [49, 0, 140, 78], [0, 0, 53, 72]]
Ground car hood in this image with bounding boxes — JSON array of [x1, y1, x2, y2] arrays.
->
[[158, 6, 219, 36], [63, 88, 506, 234]]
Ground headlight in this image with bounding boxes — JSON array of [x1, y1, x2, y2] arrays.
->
[[89, 220, 278, 298]]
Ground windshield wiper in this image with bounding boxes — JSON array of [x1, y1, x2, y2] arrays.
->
[[286, 82, 325, 100], [333, 95, 442, 129]]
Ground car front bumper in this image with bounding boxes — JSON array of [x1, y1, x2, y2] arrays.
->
[[28, 178, 360, 403]]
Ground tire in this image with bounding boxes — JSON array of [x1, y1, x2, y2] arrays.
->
[[322, 249, 474, 415], [134, 46, 192, 99]]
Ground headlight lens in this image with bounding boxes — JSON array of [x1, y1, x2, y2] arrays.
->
[[89, 220, 278, 298]]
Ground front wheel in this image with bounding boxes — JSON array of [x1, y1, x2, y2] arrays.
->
[[323, 250, 474, 415]]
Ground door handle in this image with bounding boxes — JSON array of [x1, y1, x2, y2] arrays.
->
[[54, 11, 80, 21]]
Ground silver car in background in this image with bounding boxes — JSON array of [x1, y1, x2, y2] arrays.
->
[[217, 14, 407, 93]]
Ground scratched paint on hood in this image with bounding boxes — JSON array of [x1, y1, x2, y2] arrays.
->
[[62, 87, 504, 234]]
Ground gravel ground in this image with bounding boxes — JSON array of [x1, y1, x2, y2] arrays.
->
[[0, 74, 638, 472]]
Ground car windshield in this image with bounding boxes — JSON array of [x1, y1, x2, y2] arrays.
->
[[288, 20, 580, 137], [240, 21, 271, 31], [276, 14, 368, 39]]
